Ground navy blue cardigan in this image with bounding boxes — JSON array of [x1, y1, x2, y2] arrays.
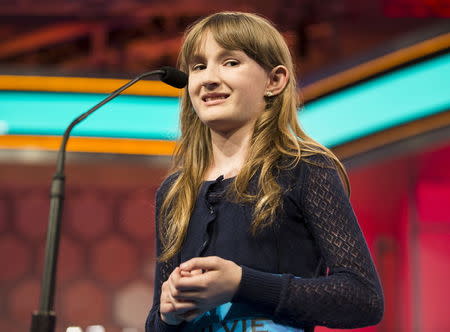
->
[[146, 154, 384, 331]]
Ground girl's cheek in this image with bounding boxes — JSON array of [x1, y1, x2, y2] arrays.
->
[[188, 77, 199, 93]]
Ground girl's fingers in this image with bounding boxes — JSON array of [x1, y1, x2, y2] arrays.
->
[[172, 292, 198, 301], [175, 270, 209, 290], [168, 279, 180, 298], [160, 293, 198, 313], [190, 268, 204, 275], [180, 270, 191, 277], [159, 302, 175, 314], [170, 301, 198, 313], [180, 256, 221, 272], [180, 268, 204, 278]]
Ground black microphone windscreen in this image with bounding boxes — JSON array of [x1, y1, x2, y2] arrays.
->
[[160, 66, 188, 89]]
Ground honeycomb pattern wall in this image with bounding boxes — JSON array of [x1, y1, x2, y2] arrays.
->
[[0, 183, 158, 332]]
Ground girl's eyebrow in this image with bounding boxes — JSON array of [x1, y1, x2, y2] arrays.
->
[[189, 49, 241, 64]]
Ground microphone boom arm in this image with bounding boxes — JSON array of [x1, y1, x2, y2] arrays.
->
[[30, 68, 169, 332], [58, 69, 165, 171]]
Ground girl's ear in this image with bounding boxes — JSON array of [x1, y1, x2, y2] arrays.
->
[[265, 65, 289, 96]]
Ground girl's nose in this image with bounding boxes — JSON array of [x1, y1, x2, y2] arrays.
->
[[203, 80, 219, 90], [202, 66, 220, 89]]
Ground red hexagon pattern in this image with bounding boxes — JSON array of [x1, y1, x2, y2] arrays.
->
[[65, 192, 113, 241], [118, 190, 155, 242], [91, 234, 139, 286], [61, 280, 109, 326], [0, 233, 31, 282], [36, 235, 85, 283], [9, 279, 40, 324], [0, 186, 157, 332], [0, 195, 8, 233], [15, 191, 49, 241]]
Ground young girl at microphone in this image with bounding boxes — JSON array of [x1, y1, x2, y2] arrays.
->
[[146, 11, 383, 332]]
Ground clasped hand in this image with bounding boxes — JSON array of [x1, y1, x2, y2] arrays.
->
[[159, 256, 242, 325]]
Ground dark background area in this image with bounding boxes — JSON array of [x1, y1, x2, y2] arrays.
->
[[0, 0, 448, 82]]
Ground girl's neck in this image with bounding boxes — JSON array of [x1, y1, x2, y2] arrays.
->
[[204, 126, 253, 181]]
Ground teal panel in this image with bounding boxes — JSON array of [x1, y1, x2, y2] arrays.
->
[[300, 53, 450, 146], [0, 92, 180, 140], [0, 52, 449, 146]]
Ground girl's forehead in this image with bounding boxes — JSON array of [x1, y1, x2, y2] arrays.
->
[[189, 32, 238, 59]]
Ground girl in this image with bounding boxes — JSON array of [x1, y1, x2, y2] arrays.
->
[[146, 11, 384, 332]]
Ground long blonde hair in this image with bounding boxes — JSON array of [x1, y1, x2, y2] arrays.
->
[[159, 12, 349, 261]]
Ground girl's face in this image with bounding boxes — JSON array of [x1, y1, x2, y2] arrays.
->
[[187, 32, 270, 134]]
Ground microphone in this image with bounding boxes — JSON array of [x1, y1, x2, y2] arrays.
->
[[160, 66, 188, 88], [30, 66, 187, 332]]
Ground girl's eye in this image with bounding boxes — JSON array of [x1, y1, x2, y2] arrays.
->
[[224, 60, 239, 67], [192, 64, 206, 71]]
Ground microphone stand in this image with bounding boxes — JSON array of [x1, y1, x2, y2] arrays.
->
[[30, 69, 165, 332]]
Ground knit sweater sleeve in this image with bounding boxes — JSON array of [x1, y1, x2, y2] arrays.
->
[[233, 156, 384, 328], [145, 174, 185, 332]]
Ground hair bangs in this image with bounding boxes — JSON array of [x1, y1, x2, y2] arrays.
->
[[179, 12, 280, 72]]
